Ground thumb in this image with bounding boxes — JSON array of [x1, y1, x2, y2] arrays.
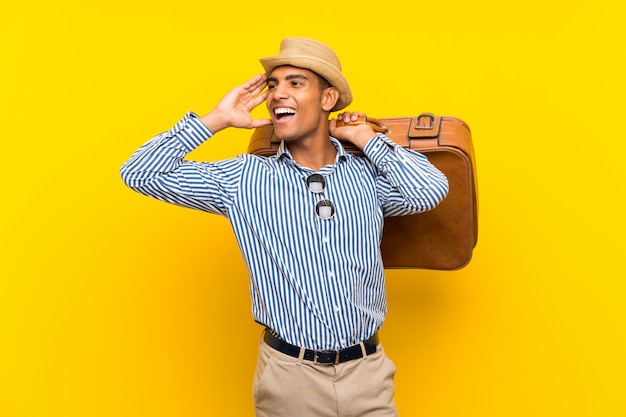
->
[[250, 118, 273, 129]]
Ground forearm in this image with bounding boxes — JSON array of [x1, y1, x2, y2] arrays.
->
[[120, 112, 243, 215], [364, 134, 449, 214], [120, 112, 212, 189], [198, 108, 230, 134]]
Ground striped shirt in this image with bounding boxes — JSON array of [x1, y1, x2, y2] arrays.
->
[[120, 112, 449, 350]]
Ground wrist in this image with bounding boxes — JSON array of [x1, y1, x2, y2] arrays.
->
[[351, 130, 377, 150], [199, 109, 229, 133]]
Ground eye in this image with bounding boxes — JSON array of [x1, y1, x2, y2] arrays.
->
[[290, 80, 303, 87], [267, 83, 277, 90]]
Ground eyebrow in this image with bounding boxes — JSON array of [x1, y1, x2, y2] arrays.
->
[[267, 74, 310, 83]]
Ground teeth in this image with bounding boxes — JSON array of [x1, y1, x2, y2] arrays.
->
[[274, 108, 296, 115]]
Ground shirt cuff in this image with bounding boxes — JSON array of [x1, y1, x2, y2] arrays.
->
[[362, 134, 395, 167], [167, 111, 215, 152]]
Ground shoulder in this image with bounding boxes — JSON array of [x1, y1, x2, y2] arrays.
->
[[342, 151, 379, 173], [237, 153, 275, 163], [235, 153, 283, 171]]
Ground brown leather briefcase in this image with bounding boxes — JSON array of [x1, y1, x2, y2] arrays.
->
[[247, 113, 478, 270]]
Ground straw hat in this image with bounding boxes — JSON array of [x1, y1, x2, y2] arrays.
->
[[260, 37, 352, 111]]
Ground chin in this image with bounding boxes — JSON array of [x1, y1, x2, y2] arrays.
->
[[273, 127, 296, 142]]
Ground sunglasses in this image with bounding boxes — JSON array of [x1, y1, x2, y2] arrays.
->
[[305, 173, 336, 220]]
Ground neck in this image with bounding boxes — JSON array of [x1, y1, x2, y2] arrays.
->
[[288, 138, 337, 171]]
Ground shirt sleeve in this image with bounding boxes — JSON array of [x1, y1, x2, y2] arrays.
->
[[362, 133, 449, 217], [119, 112, 244, 216]]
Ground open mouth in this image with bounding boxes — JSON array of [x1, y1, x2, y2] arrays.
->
[[273, 107, 296, 123]]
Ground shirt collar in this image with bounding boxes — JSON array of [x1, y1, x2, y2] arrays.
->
[[277, 137, 349, 165]]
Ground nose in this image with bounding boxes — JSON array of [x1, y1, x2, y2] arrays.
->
[[271, 82, 289, 100]]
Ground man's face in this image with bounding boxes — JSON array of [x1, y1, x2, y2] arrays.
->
[[266, 66, 331, 142]]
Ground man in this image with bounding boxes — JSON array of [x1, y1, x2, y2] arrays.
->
[[121, 37, 448, 417]]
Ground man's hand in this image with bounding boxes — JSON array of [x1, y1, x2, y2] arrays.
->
[[329, 112, 378, 150], [199, 74, 272, 133]]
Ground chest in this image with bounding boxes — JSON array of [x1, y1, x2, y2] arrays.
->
[[237, 160, 382, 233]]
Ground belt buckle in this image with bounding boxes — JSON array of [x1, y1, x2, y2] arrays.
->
[[314, 350, 340, 365]]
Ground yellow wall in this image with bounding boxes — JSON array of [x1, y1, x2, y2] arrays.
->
[[1, 1, 625, 416]]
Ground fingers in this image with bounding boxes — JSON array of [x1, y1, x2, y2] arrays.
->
[[243, 74, 267, 89], [329, 113, 377, 151], [243, 74, 268, 97], [337, 111, 367, 123], [331, 111, 374, 138], [250, 89, 269, 109], [245, 75, 269, 111], [333, 112, 389, 134]]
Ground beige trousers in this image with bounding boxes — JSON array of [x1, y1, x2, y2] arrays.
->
[[253, 340, 398, 417]]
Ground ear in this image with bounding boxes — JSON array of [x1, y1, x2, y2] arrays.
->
[[321, 87, 340, 112]]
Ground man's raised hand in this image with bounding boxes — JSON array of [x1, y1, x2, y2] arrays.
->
[[200, 74, 272, 133]]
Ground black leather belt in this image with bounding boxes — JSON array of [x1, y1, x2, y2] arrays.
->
[[263, 330, 379, 364]]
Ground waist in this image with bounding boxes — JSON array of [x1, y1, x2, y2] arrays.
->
[[263, 329, 379, 364]]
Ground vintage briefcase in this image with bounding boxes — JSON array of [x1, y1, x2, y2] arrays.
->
[[247, 113, 478, 270]]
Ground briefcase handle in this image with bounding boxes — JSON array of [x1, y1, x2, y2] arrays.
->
[[334, 115, 390, 134], [335, 113, 441, 138]]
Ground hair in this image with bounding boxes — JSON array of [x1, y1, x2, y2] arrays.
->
[[315, 73, 332, 91]]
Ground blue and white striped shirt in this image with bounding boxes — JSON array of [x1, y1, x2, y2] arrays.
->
[[120, 112, 448, 350]]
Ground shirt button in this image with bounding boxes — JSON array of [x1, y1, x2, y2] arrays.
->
[[322, 236, 329, 243], [329, 271, 335, 278], [340, 339, 346, 345], [334, 305, 341, 312]]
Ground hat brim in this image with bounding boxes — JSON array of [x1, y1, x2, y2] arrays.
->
[[260, 55, 352, 112]]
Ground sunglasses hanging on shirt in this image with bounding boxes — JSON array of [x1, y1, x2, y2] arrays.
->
[[305, 173, 336, 220]]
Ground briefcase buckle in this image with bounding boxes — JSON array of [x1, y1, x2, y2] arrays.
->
[[414, 113, 435, 130]]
